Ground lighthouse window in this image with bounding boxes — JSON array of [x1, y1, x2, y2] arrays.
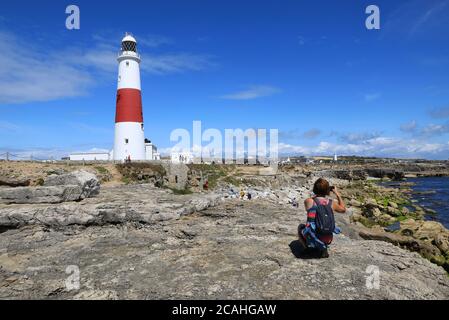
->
[[125, 138, 129, 144], [122, 41, 137, 52], [126, 61, 129, 67]]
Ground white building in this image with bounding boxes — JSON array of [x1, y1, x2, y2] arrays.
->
[[69, 151, 111, 161], [145, 141, 161, 161]]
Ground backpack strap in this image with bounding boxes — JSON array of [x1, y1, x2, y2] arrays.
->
[[314, 197, 332, 208]]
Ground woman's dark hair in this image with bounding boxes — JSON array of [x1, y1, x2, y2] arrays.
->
[[313, 178, 330, 196]]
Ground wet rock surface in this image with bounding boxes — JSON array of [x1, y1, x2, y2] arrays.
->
[[1, 194, 448, 299]]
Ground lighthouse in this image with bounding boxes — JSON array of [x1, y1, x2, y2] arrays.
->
[[113, 33, 146, 161]]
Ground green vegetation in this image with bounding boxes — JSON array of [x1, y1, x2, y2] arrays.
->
[[94, 166, 109, 175], [188, 163, 229, 189], [223, 176, 241, 186], [356, 216, 379, 228], [167, 187, 193, 195], [36, 177, 44, 186], [121, 176, 131, 185], [116, 163, 166, 185]]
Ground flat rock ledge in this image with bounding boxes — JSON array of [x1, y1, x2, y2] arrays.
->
[[0, 170, 100, 205], [0, 184, 222, 229]]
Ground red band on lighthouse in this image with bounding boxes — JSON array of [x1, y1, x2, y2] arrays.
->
[[115, 88, 143, 123]]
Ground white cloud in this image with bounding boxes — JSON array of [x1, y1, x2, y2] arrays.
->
[[69, 122, 113, 136], [382, 0, 449, 39], [429, 106, 449, 118], [420, 123, 449, 137], [142, 53, 215, 75], [0, 120, 22, 132], [410, 0, 449, 36], [0, 147, 70, 161], [339, 132, 382, 144], [0, 31, 93, 104], [277, 136, 449, 159], [303, 129, 321, 139], [400, 120, 417, 132], [364, 93, 381, 102], [138, 34, 173, 48], [221, 86, 281, 100], [0, 30, 216, 104]]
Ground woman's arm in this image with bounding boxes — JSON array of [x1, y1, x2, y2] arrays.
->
[[304, 198, 314, 211], [331, 187, 346, 213]]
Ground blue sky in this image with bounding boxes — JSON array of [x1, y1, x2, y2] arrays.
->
[[1, 0, 449, 159]]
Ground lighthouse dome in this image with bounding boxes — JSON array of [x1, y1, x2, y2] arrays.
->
[[121, 33, 137, 52]]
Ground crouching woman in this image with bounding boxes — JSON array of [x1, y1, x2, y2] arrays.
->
[[298, 178, 346, 258]]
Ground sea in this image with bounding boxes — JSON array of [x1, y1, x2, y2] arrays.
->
[[384, 177, 449, 229]]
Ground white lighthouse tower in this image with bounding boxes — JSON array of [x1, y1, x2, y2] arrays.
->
[[113, 33, 146, 161]]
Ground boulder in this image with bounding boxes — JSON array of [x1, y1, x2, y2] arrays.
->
[[44, 170, 100, 198], [0, 175, 30, 187], [400, 220, 447, 242], [0, 171, 100, 205], [365, 168, 405, 180], [0, 185, 82, 204], [389, 201, 398, 209], [386, 206, 401, 217], [349, 199, 362, 207], [358, 228, 442, 260], [435, 234, 449, 254]]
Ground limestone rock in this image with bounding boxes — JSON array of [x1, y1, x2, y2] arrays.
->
[[0, 199, 448, 299], [0, 175, 30, 187], [389, 202, 398, 209], [386, 206, 401, 217], [0, 185, 82, 205], [44, 170, 100, 198]]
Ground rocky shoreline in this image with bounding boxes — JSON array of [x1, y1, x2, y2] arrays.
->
[[330, 177, 449, 272], [1, 162, 448, 299]]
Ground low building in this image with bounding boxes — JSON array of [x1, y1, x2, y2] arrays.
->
[[69, 151, 111, 161], [145, 141, 161, 160]]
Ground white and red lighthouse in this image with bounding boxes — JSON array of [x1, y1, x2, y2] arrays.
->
[[113, 33, 146, 161]]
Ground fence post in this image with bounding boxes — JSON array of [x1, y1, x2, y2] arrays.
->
[[6, 152, 9, 161]]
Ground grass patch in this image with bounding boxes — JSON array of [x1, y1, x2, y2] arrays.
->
[[121, 177, 131, 184], [395, 215, 408, 222], [94, 166, 109, 175], [36, 177, 44, 186], [356, 216, 378, 228], [188, 164, 229, 189], [223, 176, 241, 186], [168, 187, 193, 195]]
